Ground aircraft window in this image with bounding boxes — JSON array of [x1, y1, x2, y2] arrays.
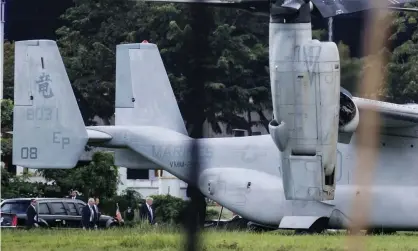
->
[[66, 203, 78, 216], [127, 169, 149, 180], [233, 129, 246, 137], [38, 203, 50, 214], [50, 202, 67, 215]]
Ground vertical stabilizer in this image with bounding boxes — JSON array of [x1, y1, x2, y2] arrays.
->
[[12, 40, 88, 169], [115, 42, 187, 135]]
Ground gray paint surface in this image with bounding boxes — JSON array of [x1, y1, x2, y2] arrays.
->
[[12, 40, 418, 231]]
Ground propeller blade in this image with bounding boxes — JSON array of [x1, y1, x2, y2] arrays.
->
[[141, 0, 264, 4], [142, 0, 271, 14], [387, 6, 418, 12], [311, 0, 418, 18], [281, 0, 306, 11]]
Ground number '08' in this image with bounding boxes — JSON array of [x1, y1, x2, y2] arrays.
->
[[21, 147, 38, 159]]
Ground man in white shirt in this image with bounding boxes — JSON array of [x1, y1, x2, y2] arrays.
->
[[82, 198, 96, 230], [139, 197, 154, 224], [93, 198, 101, 229], [68, 190, 80, 200]]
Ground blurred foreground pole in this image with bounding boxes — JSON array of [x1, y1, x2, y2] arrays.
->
[[185, 3, 213, 251], [347, 2, 391, 251], [0, 0, 5, 100]]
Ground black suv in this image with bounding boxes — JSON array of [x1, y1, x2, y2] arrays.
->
[[0, 198, 120, 229]]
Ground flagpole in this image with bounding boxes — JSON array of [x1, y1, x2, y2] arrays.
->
[[0, 0, 5, 101]]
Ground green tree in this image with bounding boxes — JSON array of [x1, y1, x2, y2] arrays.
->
[[56, 0, 149, 125], [1, 99, 13, 132], [312, 29, 364, 96], [1, 99, 14, 169], [56, 1, 271, 136], [102, 188, 143, 216], [3, 41, 14, 100], [38, 151, 119, 199], [0, 168, 53, 199], [338, 42, 364, 95], [386, 2, 418, 103]]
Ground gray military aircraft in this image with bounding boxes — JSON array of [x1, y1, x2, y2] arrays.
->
[[139, 0, 418, 203], [12, 39, 418, 233]]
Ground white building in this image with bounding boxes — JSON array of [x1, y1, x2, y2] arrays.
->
[[12, 110, 272, 199]]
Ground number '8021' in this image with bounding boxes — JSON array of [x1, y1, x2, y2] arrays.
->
[[21, 147, 38, 159]]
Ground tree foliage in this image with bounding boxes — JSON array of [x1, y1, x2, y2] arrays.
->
[[150, 194, 187, 225], [1, 99, 13, 132], [386, 2, 418, 103], [1, 168, 61, 199], [38, 151, 119, 199], [338, 42, 364, 94], [1, 99, 14, 168], [149, 194, 218, 224], [56, 0, 271, 135], [100, 188, 143, 216], [3, 42, 14, 100]]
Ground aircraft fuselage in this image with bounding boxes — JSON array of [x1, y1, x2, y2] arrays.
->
[[90, 125, 418, 231]]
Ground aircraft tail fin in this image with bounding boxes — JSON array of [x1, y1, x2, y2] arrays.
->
[[12, 40, 88, 169], [114, 42, 187, 135]]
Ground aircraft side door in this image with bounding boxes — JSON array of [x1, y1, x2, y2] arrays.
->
[[336, 150, 345, 184]]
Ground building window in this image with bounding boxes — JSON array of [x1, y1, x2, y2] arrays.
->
[[126, 169, 149, 180]]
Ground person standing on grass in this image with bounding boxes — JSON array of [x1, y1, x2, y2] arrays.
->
[[82, 198, 97, 230], [93, 198, 101, 229], [25, 199, 38, 230], [139, 197, 155, 224]]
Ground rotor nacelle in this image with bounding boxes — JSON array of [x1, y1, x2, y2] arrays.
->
[[339, 88, 359, 134]]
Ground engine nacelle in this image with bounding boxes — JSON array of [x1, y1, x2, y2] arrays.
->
[[269, 23, 339, 202], [339, 88, 359, 133]]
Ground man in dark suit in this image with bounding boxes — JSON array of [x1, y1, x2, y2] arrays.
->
[[93, 198, 101, 228], [139, 197, 154, 224], [82, 198, 97, 230], [25, 199, 38, 229]]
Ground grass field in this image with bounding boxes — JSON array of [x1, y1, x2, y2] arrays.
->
[[2, 226, 418, 251], [208, 205, 233, 219]]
